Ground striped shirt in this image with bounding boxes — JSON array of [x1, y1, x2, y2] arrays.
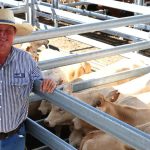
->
[[0, 47, 42, 132]]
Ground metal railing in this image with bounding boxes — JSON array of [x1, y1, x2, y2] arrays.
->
[[1, 1, 150, 149]]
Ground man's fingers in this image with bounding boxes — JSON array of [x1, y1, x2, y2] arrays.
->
[[40, 79, 57, 93]]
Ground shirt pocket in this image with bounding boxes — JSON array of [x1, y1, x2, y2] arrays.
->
[[10, 77, 30, 99]]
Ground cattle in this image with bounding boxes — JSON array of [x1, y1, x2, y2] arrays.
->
[[113, 72, 150, 99], [38, 61, 91, 115], [73, 91, 150, 131], [136, 122, 150, 134], [38, 100, 52, 115], [78, 93, 150, 150], [116, 92, 150, 108], [43, 70, 150, 126], [96, 91, 150, 126], [77, 58, 145, 85], [43, 89, 119, 127], [42, 62, 91, 85], [79, 130, 128, 150], [70, 91, 150, 147], [14, 39, 49, 61], [69, 128, 85, 148], [79, 122, 150, 150], [39, 56, 146, 118]]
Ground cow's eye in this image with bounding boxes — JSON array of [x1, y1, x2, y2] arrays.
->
[[58, 108, 64, 112]]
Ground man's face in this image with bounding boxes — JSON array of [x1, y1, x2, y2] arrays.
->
[[0, 24, 16, 54]]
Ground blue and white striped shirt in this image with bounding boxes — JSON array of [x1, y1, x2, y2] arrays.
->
[[0, 47, 42, 132]]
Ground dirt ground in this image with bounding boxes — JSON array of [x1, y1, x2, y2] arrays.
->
[[46, 36, 124, 70]]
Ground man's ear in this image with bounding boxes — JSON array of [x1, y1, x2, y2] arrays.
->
[[14, 27, 17, 34]]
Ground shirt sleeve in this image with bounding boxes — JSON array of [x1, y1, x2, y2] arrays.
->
[[31, 61, 43, 81]]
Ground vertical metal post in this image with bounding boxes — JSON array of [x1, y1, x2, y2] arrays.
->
[[0, 2, 4, 8], [52, 0, 59, 27], [26, 0, 35, 25], [134, 0, 145, 30]]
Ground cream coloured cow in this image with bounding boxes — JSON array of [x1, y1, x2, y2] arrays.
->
[[95, 92, 150, 126], [79, 130, 129, 150], [14, 39, 49, 61], [79, 122, 150, 150], [76, 58, 146, 83], [43, 70, 150, 127], [112, 72, 150, 98], [78, 93, 150, 150], [38, 100, 52, 115], [38, 61, 91, 115], [38, 58, 145, 116], [42, 62, 91, 85], [72, 92, 150, 132], [43, 89, 119, 127], [70, 91, 150, 147], [79, 91, 150, 128]]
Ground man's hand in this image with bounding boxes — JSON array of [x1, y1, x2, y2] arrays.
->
[[40, 79, 57, 93]]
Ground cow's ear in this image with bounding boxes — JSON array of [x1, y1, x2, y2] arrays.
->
[[26, 46, 32, 52], [106, 90, 120, 102]]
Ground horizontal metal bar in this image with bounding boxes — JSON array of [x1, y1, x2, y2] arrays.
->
[[72, 66, 150, 92], [64, 1, 89, 7], [9, 6, 27, 14], [37, 40, 150, 70], [33, 80, 150, 150], [37, 3, 147, 41], [0, 0, 25, 6], [29, 65, 150, 101], [57, 3, 112, 20], [26, 118, 76, 150], [14, 14, 150, 44], [36, 3, 145, 41], [84, 0, 150, 14], [29, 93, 43, 102]]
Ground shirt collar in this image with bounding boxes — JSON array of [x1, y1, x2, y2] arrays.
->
[[3, 46, 16, 67]]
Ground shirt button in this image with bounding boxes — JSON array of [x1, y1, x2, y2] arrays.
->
[[0, 93, 2, 96], [0, 106, 1, 108], [0, 81, 2, 83]]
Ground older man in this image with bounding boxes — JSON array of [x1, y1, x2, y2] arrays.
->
[[0, 9, 56, 150]]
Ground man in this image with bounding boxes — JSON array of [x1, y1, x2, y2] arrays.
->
[[0, 9, 56, 150]]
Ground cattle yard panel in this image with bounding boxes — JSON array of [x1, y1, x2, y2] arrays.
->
[[14, 13, 150, 43], [26, 118, 77, 150], [1, 0, 150, 149], [9, 0, 149, 42], [29, 66, 150, 103], [71, 66, 150, 92], [31, 2, 150, 41], [8, 0, 149, 43], [39, 0, 150, 31], [84, 0, 150, 14], [33, 80, 150, 150], [36, 41, 150, 70]]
